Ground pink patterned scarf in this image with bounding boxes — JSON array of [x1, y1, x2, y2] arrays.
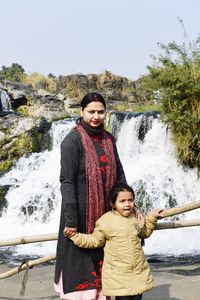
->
[[76, 124, 117, 233]]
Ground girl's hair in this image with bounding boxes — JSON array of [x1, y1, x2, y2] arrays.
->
[[109, 182, 135, 206], [80, 92, 106, 110]]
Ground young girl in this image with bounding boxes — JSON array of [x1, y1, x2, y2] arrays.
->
[[69, 183, 164, 300]]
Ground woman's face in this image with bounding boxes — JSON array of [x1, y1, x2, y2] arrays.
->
[[80, 101, 106, 127]]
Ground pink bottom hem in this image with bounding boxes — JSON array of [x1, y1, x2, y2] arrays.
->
[[54, 272, 107, 300]]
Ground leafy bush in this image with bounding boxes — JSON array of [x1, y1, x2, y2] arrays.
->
[[141, 34, 200, 170], [22, 73, 57, 93], [0, 63, 25, 82]]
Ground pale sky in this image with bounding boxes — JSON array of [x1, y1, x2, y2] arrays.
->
[[0, 0, 200, 80]]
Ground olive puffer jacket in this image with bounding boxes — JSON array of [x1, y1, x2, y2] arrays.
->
[[71, 210, 158, 296]]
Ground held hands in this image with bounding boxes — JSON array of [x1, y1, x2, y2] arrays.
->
[[63, 227, 77, 238], [152, 209, 165, 219]]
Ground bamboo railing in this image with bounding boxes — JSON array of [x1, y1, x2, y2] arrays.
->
[[0, 233, 58, 247], [1, 218, 200, 248], [162, 200, 200, 217], [0, 200, 200, 280], [156, 219, 200, 230], [0, 254, 56, 279]]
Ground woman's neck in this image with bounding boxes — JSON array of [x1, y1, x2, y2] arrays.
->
[[79, 118, 104, 135]]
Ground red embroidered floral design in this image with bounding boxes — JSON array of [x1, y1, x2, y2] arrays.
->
[[75, 260, 103, 290], [100, 154, 107, 163]]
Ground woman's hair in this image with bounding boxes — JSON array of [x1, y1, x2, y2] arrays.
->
[[109, 182, 135, 206], [80, 92, 106, 110]]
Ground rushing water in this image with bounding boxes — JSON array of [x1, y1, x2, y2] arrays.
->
[[0, 113, 200, 263], [112, 112, 200, 256], [0, 89, 13, 115]]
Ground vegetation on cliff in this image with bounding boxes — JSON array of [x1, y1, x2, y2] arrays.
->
[[0, 63, 25, 82], [0, 63, 56, 94], [0, 118, 51, 175], [140, 34, 200, 171]]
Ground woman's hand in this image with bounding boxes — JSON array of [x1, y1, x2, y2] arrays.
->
[[134, 207, 144, 220], [63, 227, 77, 238]]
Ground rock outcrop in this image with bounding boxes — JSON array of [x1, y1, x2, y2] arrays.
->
[[0, 71, 149, 174], [57, 71, 140, 112]]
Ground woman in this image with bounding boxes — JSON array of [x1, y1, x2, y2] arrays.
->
[[54, 92, 135, 300]]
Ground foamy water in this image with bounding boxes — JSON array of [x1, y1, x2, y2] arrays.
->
[[0, 114, 199, 259]]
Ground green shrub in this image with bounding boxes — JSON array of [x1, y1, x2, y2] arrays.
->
[[0, 63, 25, 82], [22, 73, 57, 93], [141, 34, 200, 170]]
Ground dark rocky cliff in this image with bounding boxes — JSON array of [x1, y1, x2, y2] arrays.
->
[[0, 71, 150, 174]]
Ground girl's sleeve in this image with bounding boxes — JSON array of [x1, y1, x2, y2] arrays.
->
[[60, 132, 79, 228], [139, 213, 158, 239], [70, 222, 106, 248]]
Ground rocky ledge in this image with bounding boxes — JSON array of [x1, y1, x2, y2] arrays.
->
[[0, 71, 149, 175]]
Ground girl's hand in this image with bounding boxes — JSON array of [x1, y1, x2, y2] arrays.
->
[[63, 227, 77, 238], [152, 209, 165, 219]]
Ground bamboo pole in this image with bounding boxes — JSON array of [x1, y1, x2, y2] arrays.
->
[[156, 219, 200, 230], [0, 218, 200, 249], [1, 219, 200, 280], [0, 200, 200, 280], [0, 233, 58, 247], [162, 200, 200, 217], [0, 254, 56, 279], [0, 201, 200, 248]]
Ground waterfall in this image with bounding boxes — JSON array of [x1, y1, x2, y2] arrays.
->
[[111, 112, 200, 256], [0, 113, 200, 262], [0, 89, 13, 114], [0, 118, 76, 260]]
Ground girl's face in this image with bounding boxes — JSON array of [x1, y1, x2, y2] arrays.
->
[[113, 190, 134, 217], [80, 101, 106, 128]]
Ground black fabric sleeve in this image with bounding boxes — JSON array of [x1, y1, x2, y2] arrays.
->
[[113, 143, 127, 184], [60, 132, 79, 228]]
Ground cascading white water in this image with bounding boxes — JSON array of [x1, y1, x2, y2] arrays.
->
[[0, 113, 199, 261], [0, 119, 76, 259], [0, 89, 12, 112], [112, 112, 200, 256]]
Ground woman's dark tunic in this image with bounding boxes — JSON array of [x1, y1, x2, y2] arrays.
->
[[54, 127, 126, 294]]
